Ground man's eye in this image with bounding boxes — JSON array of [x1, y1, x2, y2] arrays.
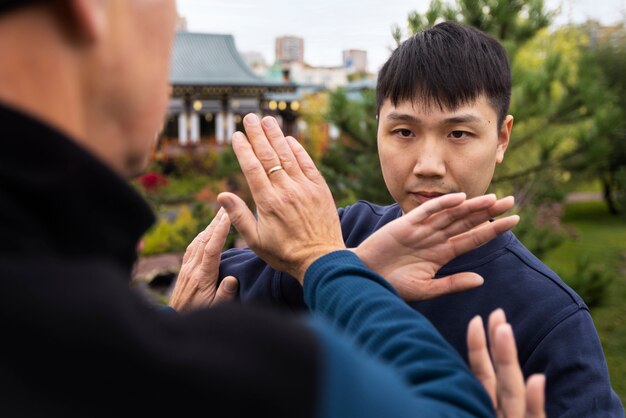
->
[[394, 129, 413, 137], [450, 130, 469, 139]]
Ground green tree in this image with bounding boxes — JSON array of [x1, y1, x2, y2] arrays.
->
[[320, 88, 393, 207], [574, 34, 626, 215], [394, 0, 554, 50], [392, 1, 626, 218], [298, 91, 332, 163], [322, 1, 625, 257]]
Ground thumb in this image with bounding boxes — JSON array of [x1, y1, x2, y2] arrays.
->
[[525, 374, 546, 418], [217, 192, 258, 247], [422, 272, 485, 300], [213, 276, 239, 304]]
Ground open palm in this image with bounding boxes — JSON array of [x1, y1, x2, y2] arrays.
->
[[355, 193, 519, 301]]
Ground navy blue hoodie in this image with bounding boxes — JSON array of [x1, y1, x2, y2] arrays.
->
[[221, 200, 624, 417]]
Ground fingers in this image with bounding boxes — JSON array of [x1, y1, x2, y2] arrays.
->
[[240, 114, 302, 184], [217, 192, 259, 249], [197, 213, 231, 284], [182, 207, 226, 265], [432, 195, 514, 237], [491, 312, 526, 418], [488, 309, 507, 356], [168, 272, 196, 312], [404, 192, 467, 224], [471, 309, 545, 418], [525, 374, 546, 418], [426, 194, 497, 231], [285, 135, 325, 184], [448, 215, 520, 257], [449, 196, 515, 236], [174, 208, 228, 311], [241, 114, 284, 175], [213, 276, 239, 304], [258, 116, 302, 178], [417, 272, 484, 300], [403, 195, 515, 245], [467, 315, 497, 406], [231, 131, 274, 202]]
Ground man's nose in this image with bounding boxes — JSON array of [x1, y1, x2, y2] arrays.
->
[[412, 140, 446, 178]]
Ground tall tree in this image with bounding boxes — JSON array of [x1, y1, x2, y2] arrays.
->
[[321, 88, 392, 206], [395, 0, 554, 50], [573, 34, 626, 214], [322, 0, 625, 223]]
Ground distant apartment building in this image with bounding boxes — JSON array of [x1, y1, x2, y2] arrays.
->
[[286, 62, 349, 90], [242, 51, 269, 77], [343, 49, 368, 73], [276, 36, 305, 64]]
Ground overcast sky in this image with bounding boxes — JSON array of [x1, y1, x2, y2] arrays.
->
[[176, 0, 626, 72]]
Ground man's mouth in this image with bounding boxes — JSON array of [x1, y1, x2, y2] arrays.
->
[[409, 191, 446, 204]]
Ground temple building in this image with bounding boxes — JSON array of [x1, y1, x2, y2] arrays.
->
[[161, 32, 296, 153]]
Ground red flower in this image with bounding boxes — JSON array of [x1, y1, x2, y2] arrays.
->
[[137, 172, 168, 191]]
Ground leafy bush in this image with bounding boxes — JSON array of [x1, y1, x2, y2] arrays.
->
[[514, 202, 567, 259], [213, 147, 241, 179], [557, 257, 615, 308], [141, 206, 199, 256], [614, 167, 626, 216]]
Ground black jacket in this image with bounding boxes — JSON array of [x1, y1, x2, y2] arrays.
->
[[0, 103, 319, 417]]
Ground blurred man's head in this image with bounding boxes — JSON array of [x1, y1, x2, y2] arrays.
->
[[0, 0, 177, 177], [375, 21, 513, 214]]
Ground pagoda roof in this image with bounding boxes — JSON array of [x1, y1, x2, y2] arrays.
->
[[170, 32, 292, 91]]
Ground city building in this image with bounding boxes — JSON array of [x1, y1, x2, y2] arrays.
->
[[343, 49, 368, 73], [241, 51, 269, 77], [162, 32, 295, 155], [285, 62, 349, 90], [276, 35, 305, 64]]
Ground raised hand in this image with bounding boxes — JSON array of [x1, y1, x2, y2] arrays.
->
[[217, 114, 345, 282], [354, 193, 519, 301], [168, 208, 239, 312], [467, 309, 546, 418]]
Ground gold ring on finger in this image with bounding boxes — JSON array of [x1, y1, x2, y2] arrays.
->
[[267, 165, 283, 176]]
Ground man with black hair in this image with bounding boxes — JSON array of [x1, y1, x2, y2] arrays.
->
[[219, 21, 624, 417], [0, 1, 541, 417]]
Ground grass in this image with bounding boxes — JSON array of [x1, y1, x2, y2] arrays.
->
[[541, 200, 626, 404]]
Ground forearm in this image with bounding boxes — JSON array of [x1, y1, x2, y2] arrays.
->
[[304, 250, 494, 417]]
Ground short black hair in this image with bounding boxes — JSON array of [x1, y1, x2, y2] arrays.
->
[[376, 21, 511, 127]]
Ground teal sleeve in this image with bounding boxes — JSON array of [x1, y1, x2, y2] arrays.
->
[[304, 250, 494, 418]]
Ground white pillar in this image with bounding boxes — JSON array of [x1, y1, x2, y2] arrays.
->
[[226, 111, 235, 144], [190, 112, 200, 144], [178, 113, 188, 146], [215, 112, 225, 145]]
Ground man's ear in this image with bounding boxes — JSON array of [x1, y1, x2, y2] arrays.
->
[[496, 115, 513, 164], [66, 0, 106, 42]]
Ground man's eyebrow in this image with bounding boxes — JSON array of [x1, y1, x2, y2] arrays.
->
[[385, 112, 422, 123], [385, 112, 485, 125], [442, 114, 483, 125]]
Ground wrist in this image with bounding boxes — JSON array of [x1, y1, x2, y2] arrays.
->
[[294, 245, 347, 284]]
